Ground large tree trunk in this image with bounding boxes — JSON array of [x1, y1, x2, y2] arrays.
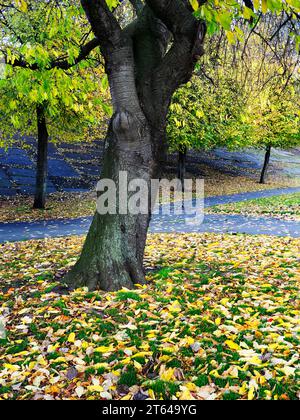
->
[[33, 105, 49, 209], [64, 0, 206, 291], [260, 145, 271, 184], [64, 116, 155, 291]]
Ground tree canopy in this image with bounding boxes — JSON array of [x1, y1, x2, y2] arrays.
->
[[168, 8, 300, 157], [0, 0, 111, 146]]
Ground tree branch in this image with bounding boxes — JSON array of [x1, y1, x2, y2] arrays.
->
[[129, 0, 144, 14], [243, 0, 254, 11], [270, 14, 292, 41], [144, 0, 197, 36], [80, 0, 123, 54], [148, 1, 206, 121], [4, 37, 100, 70]]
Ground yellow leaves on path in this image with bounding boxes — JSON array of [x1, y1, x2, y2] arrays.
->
[[0, 233, 299, 400]]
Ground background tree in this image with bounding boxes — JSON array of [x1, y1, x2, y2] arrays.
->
[[167, 59, 250, 187], [248, 83, 300, 183], [0, 0, 110, 208], [240, 13, 300, 183], [167, 7, 300, 187]]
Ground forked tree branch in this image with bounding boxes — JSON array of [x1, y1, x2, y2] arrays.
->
[[144, 0, 197, 36], [80, 0, 123, 54]]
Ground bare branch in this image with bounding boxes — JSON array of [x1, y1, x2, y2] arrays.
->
[[270, 14, 292, 41]]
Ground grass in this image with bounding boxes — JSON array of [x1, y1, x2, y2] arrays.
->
[[0, 232, 299, 400], [208, 193, 300, 220]]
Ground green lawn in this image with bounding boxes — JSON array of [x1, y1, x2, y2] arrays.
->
[[208, 193, 300, 220]]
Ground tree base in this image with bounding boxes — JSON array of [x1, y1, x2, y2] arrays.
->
[[63, 257, 147, 292], [62, 213, 148, 292]]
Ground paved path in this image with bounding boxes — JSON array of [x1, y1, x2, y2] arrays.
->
[[0, 188, 299, 243], [1, 213, 298, 244], [169, 186, 300, 214]]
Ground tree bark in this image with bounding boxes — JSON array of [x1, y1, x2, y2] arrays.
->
[[63, 0, 206, 291], [260, 145, 271, 184], [177, 147, 187, 193], [64, 115, 155, 291], [33, 105, 49, 209]]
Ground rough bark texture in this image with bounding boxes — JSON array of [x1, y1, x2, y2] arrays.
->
[[260, 145, 271, 184], [33, 105, 49, 209], [64, 0, 206, 291]]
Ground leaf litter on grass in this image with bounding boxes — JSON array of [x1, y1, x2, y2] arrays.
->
[[0, 233, 299, 400]]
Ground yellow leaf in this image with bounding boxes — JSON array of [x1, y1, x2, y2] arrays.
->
[[167, 300, 181, 313], [186, 382, 198, 391], [94, 345, 115, 353], [17, 0, 28, 12], [253, 0, 260, 10], [226, 31, 236, 45], [243, 6, 253, 20], [160, 367, 175, 382], [68, 332, 76, 343], [189, 0, 199, 11], [148, 389, 155, 399], [3, 364, 20, 372], [186, 336, 195, 345], [132, 351, 152, 359], [249, 356, 262, 366], [248, 386, 255, 400], [239, 382, 248, 395], [121, 394, 132, 400], [88, 385, 104, 393], [179, 388, 195, 400], [37, 356, 48, 366], [220, 298, 229, 306], [133, 360, 142, 371], [225, 340, 241, 351], [215, 318, 222, 326]]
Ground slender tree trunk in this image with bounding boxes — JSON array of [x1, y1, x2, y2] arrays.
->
[[260, 145, 271, 184], [177, 147, 187, 193], [33, 105, 49, 209]]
